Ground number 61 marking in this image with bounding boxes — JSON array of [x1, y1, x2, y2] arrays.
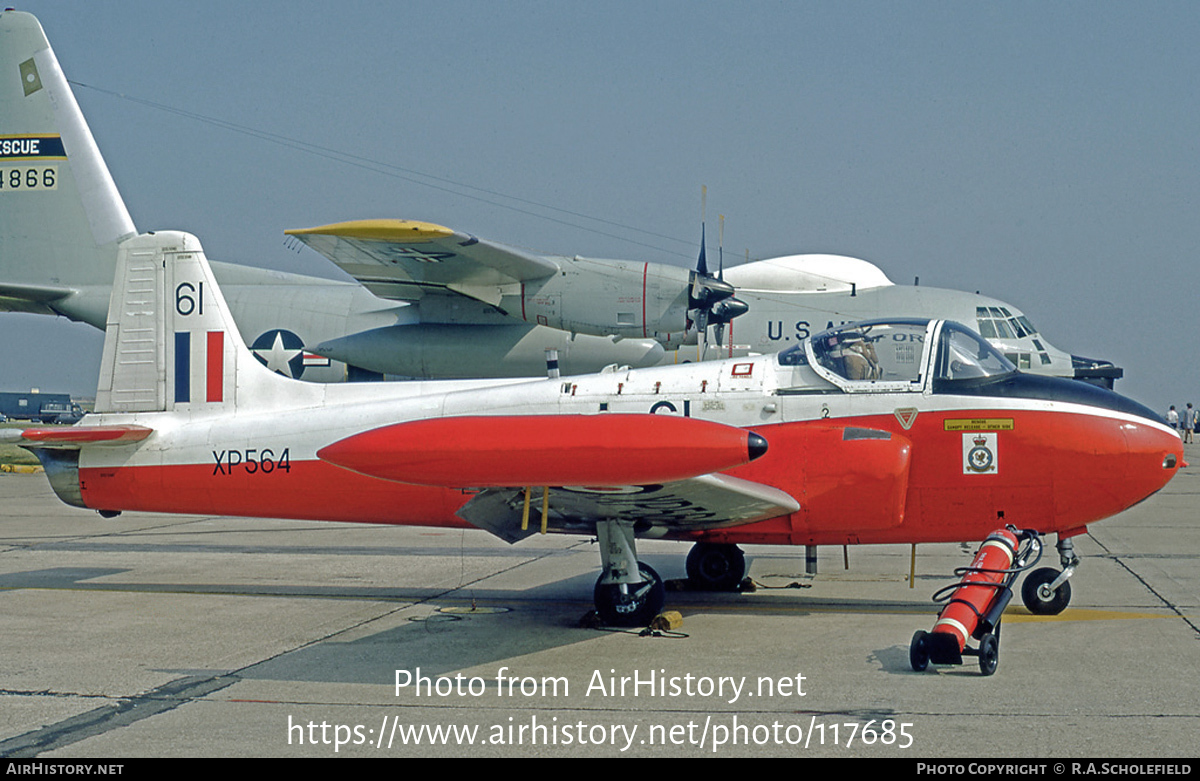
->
[[176, 282, 204, 316]]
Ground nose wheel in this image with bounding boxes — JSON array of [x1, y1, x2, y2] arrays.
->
[[1019, 535, 1078, 615], [1020, 567, 1072, 615]]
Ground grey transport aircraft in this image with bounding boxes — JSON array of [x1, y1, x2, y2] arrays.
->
[[0, 11, 1120, 387]]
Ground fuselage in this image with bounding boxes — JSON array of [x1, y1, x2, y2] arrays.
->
[[67, 321, 1180, 548]]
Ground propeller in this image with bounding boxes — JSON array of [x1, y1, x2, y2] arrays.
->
[[688, 200, 746, 356], [709, 215, 749, 349]]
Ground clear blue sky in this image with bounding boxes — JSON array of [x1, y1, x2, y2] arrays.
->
[[4, 1, 1198, 414]]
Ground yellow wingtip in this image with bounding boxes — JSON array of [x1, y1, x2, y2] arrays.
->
[[285, 219, 453, 242]]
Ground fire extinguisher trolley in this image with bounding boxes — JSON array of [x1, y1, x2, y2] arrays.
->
[[910, 526, 1042, 676]]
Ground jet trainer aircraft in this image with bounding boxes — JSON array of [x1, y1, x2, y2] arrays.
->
[[6, 217, 1181, 624], [0, 11, 1121, 386]]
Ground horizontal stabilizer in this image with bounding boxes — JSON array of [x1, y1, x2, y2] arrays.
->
[[0, 282, 72, 304], [0, 282, 73, 315], [317, 414, 768, 487], [18, 424, 153, 448]]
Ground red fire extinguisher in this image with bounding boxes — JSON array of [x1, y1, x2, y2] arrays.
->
[[910, 526, 1041, 676]]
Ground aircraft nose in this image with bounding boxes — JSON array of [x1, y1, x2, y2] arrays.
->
[[1085, 416, 1186, 525], [1122, 418, 1186, 492], [1042, 409, 1183, 528]]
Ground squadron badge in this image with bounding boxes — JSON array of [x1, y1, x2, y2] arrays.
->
[[963, 432, 998, 474]]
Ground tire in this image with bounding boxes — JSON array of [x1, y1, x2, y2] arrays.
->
[[685, 543, 746, 591], [909, 630, 930, 672], [978, 633, 999, 676], [1021, 567, 1071, 615], [594, 562, 665, 627]]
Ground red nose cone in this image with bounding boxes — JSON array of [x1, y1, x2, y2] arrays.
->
[[1122, 420, 1186, 501]]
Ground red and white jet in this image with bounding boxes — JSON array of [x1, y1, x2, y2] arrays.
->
[[9, 231, 1184, 625]]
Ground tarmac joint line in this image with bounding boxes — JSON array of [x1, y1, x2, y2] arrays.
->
[[0, 674, 238, 758]]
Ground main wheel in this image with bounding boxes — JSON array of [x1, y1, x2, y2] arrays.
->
[[686, 543, 746, 591], [594, 562, 665, 627], [909, 630, 930, 672], [978, 633, 999, 676], [1021, 567, 1071, 615]]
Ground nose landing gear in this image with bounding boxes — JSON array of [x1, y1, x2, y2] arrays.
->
[[1019, 534, 1078, 616]]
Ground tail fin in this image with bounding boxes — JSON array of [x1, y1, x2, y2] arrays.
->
[[97, 231, 285, 414], [0, 11, 135, 322]]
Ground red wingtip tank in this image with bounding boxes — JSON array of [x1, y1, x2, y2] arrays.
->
[[317, 414, 768, 488]]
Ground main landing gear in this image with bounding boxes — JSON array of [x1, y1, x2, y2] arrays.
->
[[685, 542, 747, 591], [589, 534, 748, 626], [1019, 534, 1078, 616], [593, 520, 665, 626]]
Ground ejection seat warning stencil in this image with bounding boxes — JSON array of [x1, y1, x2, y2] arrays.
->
[[943, 418, 1014, 432], [963, 432, 998, 474]]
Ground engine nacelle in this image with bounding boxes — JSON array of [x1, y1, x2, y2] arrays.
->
[[502, 258, 692, 340]]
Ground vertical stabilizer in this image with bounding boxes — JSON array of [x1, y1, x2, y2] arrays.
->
[[97, 231, 267, 413], [0, 10, 135, 319]]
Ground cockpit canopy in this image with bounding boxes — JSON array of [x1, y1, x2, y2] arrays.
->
[[779, 319, 1017, 393], [933, 322, 1018, 383], [776, 318, 1161, 426]]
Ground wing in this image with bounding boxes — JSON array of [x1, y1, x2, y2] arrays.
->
[[285, 219, 560, 307], [456, 475, 800, 544]]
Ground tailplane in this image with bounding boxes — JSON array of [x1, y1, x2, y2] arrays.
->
[[0, 10, 135, 324]]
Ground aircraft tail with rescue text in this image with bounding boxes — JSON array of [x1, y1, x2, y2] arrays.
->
[[0, 10, 135, 325]]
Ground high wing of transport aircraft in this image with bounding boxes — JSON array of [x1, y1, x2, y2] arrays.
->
[[1, 11, 1121, 386], [5, 219, 1182, 625]]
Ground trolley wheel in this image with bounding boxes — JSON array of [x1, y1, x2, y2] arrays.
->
[[1021, 567, 1071, 615], [909, 630, 930, 672], [978, 633, 999, 676]]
